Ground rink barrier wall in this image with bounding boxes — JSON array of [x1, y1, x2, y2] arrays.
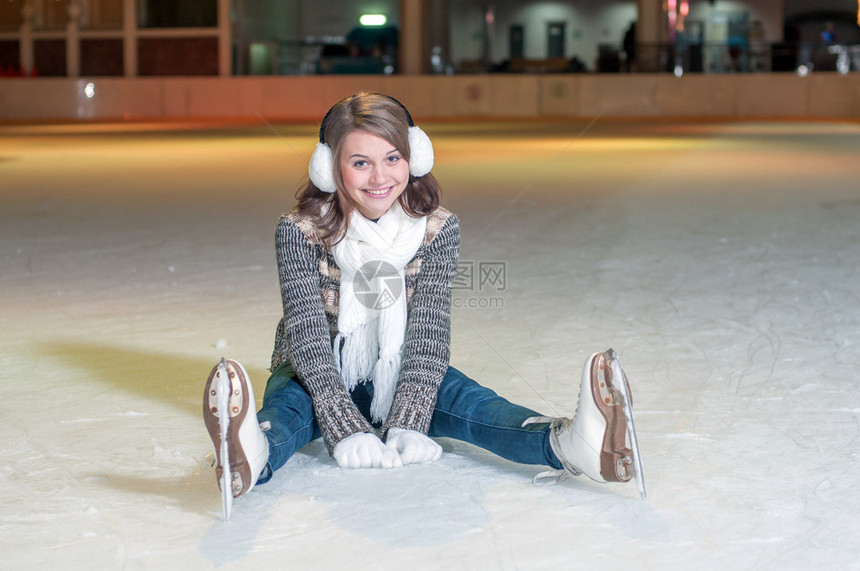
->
[[1, 74, 859, 121]]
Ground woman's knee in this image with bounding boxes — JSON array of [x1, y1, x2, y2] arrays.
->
[[438, 366, 498, 406]]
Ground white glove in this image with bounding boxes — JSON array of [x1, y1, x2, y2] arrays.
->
[[385, 428, 442, 465], [333, 432, 402, 469]]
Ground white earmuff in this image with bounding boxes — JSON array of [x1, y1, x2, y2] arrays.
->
[[407, 126, 434, 178], [309, 142, 337, 193]]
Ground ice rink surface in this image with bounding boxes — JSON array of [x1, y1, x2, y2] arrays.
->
[[2, 117, 859, 569]]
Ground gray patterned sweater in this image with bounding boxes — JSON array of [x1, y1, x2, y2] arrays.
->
[[270, 207, 460, 455]]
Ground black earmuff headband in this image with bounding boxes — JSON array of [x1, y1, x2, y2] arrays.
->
[[318, 94, 415, 143]]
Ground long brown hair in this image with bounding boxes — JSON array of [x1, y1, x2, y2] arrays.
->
[[295, 92, 440, 247]]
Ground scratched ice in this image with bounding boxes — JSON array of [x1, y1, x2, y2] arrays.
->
[[1, 120, 859, 569]]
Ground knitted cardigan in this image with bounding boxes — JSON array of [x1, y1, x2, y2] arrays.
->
[[270, 206, 460, 455]]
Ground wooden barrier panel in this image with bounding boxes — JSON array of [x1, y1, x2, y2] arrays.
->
[[1, 74, 859, 121]]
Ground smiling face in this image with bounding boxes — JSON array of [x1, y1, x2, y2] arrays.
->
[[338, 129, 409, 220]]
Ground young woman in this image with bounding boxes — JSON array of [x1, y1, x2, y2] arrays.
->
[[203, 92, 644, 513]]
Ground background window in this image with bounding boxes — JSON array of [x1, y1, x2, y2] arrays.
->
[[138, 0, 217, 28]]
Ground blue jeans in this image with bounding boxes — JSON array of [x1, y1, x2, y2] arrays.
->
[[255, 363, 563, 484]]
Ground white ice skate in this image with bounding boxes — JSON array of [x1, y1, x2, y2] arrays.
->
[[203, 359, 269, 521], [548, 349, 646, 500]]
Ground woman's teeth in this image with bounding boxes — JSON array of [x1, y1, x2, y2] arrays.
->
[[364, 187, 390, 196]]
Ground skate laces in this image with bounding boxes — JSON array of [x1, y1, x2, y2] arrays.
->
[[522, 416, 582, 485], [533, 469, 570, 486], [521, 415, 555, 426]]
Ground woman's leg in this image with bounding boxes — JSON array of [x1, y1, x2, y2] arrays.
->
[[255, 363, 320, 484], [428, 366, 563, 469]]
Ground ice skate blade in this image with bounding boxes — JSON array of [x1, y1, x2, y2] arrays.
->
[[605, 350, 647, 501], [216, 359, 233, 520], [203, 358, 244, 521], [589, 352, 634, 484]]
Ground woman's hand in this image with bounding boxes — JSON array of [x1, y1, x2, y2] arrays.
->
[[333, 432, 402, 469], [385, 428, 442, 465]]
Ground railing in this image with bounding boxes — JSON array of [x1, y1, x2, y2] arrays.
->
[[595, 41, 860, 75], [3, 33, 859, 78], [229, 39, 860, 77]]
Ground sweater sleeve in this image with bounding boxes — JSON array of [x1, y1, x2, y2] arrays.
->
[[382, 214, 460, 436], [275, 216, 375, 454]]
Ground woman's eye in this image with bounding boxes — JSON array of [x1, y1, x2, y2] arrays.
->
[[386, 155, 401, 163], [353, 160, 367, 168]]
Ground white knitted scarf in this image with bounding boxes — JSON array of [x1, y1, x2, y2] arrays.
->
[[331, 203, 427, 423]]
